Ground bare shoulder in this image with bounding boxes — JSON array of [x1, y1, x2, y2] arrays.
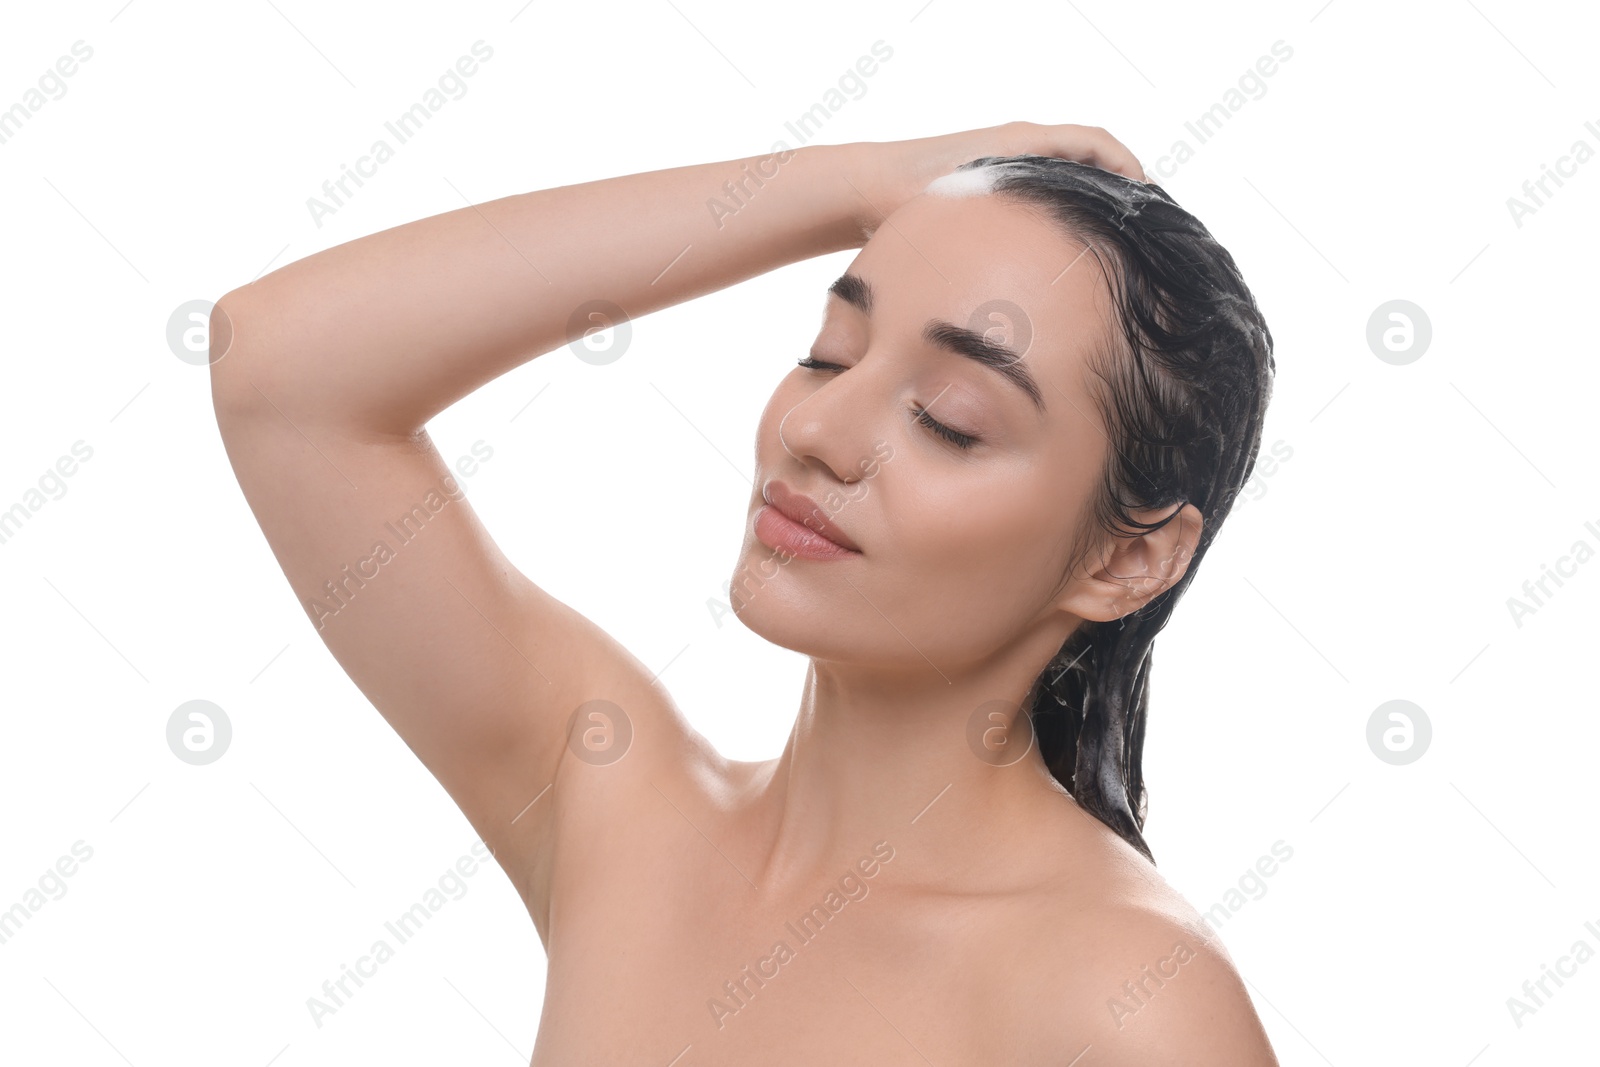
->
[[1032, 829, 1281, 1066], [1064, 901, 1279, 1065]]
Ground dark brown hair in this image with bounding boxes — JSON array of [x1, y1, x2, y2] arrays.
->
[[959, 155, 1277, 864]]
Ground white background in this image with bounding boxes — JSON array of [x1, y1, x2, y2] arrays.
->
[[1, 0, 1596, 1063]]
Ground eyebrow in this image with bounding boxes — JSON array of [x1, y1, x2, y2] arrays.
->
[[827, 273, 1046, 414]]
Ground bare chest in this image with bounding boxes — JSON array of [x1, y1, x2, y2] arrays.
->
[[525, 837, 1088, 1066]]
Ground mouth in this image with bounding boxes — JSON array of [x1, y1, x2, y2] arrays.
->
[[754, 480, 863, 560]]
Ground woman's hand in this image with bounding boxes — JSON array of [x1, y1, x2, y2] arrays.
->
[[839, 120, 1147, 239]]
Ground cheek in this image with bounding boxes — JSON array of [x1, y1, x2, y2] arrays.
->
[[895, 466, 1064, 592]]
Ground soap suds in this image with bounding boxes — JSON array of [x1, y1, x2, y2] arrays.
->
[[923, 166, 1000, 199]]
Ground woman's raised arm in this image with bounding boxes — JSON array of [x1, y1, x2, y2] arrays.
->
[[212, 142, 869, 435], [211, 120, 1141, 435], [204, 140, 876, 941], [203, 123, 1142, 939]]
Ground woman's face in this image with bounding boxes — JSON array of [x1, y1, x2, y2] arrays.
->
[[731, 191, 1123, 675]]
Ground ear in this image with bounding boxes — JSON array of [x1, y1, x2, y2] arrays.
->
[[1054, 503, 1203, 624]]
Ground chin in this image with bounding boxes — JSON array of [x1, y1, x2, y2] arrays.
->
[[726, 542, 848, 657]]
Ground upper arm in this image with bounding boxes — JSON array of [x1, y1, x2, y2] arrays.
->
[[207, 288, 701, 932]]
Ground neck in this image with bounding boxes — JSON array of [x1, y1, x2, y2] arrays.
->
[[747, 632, 1081, 897]]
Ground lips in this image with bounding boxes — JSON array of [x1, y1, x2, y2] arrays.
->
[[761, 480, 862, 553]]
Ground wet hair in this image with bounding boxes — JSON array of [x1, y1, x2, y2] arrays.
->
[[950, 155, 1276, 865]]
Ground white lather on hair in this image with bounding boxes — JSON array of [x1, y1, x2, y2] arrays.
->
[[922, 165, 1003, 199]]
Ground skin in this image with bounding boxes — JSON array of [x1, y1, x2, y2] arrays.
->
[[210, 122, 1278, 1064], [732, 188, 1191, 893]]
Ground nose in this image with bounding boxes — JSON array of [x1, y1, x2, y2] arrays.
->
[[775, 359, 885, 486]]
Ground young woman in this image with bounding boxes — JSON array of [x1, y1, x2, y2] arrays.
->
[[210, 121, 1279, 1064]]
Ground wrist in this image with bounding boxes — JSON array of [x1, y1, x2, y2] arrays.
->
[[794, 140, 893, 250]]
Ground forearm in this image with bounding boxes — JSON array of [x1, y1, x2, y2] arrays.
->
[[213, 142, 873, 435]]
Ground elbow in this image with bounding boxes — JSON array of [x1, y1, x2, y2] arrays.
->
[[207, 287, 274, 429]]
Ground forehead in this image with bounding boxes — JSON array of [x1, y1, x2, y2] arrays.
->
[[833, 192, 1114, 377]]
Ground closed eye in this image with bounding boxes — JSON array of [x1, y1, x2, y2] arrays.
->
[[911, 406, 977, 449], [795, 355, 980, 451], [796, 356, 844, 372]]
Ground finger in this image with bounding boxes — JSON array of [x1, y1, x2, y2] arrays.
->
[[1055, 124, 1147, 182]]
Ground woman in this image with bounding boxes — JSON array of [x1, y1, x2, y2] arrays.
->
[[210, 121, 1279, 1064]]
